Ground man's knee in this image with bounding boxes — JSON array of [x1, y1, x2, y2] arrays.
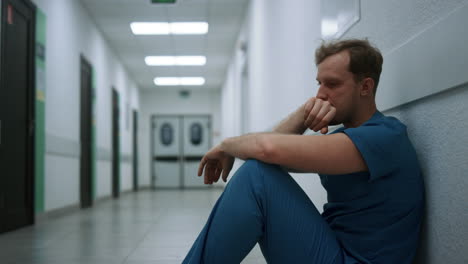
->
[[242, 159, 263, 170], [228, 159, 263, 186], [238, 159, 272, 176], [232, 159, 284, 185]]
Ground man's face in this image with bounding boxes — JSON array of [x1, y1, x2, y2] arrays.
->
[[316, 51, 361, 125]]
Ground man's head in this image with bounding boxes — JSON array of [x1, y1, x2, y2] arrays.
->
[[315, 39, 383, 92], [314, 39, 383, 127]]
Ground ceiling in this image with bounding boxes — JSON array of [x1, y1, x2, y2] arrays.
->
[[79, 0, 250, 91]]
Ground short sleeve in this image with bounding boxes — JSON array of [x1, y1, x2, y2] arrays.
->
[[342, 118, 407, 182]]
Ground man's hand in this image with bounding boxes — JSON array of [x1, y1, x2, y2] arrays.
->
[[303, 98, 336, 134], [198, 145, 235, 184]]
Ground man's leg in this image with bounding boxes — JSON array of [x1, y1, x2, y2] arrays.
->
[[182, 160, 343, 264]]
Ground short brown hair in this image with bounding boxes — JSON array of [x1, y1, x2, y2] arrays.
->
[[315, 39, 383, 93]]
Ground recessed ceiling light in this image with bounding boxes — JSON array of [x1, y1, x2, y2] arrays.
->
[[154, 77, 179, 86], [130, 22, 170, 35], [179, 77, 205, 85], [154, 77, 205, 86], [145, 56, 206, 66], [131, 22, 209, 35]]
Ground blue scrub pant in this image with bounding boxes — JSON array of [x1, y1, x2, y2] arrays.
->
[[182, 160, 357, 264]]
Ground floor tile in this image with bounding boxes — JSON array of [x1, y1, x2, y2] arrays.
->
[[0, 189, 265, 264]]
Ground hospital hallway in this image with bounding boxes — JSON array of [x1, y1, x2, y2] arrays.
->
[[1, 0, 468, 263], [0, 189, 266, 264]]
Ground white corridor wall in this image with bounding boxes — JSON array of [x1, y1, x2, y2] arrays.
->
[[32, 0, 140, 211], [341, 1, 468, 263], [221, 0, 327, 209]]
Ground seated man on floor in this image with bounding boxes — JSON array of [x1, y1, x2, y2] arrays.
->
[[183, 39, 425, 264]]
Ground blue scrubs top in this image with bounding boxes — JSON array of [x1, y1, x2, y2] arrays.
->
[[319, 111, 425, 264]]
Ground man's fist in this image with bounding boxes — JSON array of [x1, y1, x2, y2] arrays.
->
[[303, 98, 336, 134]]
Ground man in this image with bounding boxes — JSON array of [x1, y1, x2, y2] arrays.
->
[[183, 39, 425, 264]]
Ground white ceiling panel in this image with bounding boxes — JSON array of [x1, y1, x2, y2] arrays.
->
[[79, 0, 249, 90]]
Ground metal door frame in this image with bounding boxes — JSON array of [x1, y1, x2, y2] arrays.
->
[[111, 88, 120, 198], [79, 55, 93, 208], [132, 109, 138, 191], [0, 0, 37, 231], [151, 114, 212, 189]]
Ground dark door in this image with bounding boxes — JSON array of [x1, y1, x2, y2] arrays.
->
[[112, 88, 120, 198], [0, 0, 36, 233], [132, 110, 138, 191], [80, 56, 92, 208]]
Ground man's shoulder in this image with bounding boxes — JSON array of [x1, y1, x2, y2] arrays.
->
[[328, 112, 408, 139], [356, 112, 407, 136]]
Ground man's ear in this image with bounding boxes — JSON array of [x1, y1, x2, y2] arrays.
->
[[360, 77, 375, 96]]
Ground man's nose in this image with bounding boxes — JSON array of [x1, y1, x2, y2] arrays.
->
[[316, 86, 327, 100]]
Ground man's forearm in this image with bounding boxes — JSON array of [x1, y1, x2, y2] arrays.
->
[[273, 104, 308, 134], [220, 133, 268, 161], [218, 104, 308, 161]]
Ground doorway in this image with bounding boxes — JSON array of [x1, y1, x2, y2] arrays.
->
[[151, 115, 211, 189], [79, 56, 93, 209], [112, 88, 120, 198], [0, 0, 36, 233]]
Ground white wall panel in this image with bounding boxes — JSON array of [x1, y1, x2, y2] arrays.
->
[[377, 3, 468, 111], [120, 163, 133, 192], [45, 155, 79, 211], [96, 161, 112, 199]]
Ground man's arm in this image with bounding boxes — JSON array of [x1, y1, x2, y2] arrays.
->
[[199, 131, 367, 184], [273, 98, 335, 135], [272, 98, 336, 172], [198, 97, 346, 182], [273, 104, 308, 134], [220, 132, 367, 175]]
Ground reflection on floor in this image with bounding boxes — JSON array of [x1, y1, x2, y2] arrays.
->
[[0, 189, 266, 264]]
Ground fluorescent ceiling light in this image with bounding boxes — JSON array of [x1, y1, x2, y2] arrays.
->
[[131, 22, 208, 35], [130, 22, 170, 35], [145, 56, 206, 66], [146, 56, 175, 66], [154, 77, 179, 86], [176, 56, 206, 65], [154, 77, 205, 86], [179, 77, 205, 85]]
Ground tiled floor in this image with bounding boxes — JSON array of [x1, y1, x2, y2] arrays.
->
[[0, 189, 266, 264]]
